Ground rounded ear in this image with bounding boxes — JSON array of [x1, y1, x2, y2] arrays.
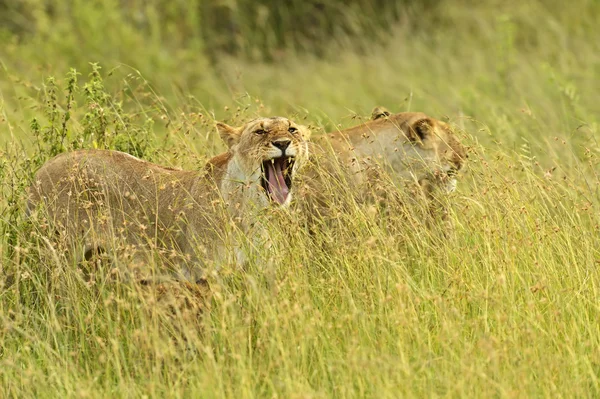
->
[[371, 106, 391, 120], [408, 118, 433, 142], [216, 122, 241, 148]]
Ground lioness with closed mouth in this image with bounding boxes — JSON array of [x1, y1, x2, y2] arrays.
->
[[320, 107, 467, 196], [297, 107, 467, 223], [28, 117, 310, 281]]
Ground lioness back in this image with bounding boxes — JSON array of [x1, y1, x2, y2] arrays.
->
[[29, 149, 221, 278]]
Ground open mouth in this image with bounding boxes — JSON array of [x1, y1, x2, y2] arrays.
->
[[261, 156, 295, 205]]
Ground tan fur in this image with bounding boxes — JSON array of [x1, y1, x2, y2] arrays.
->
[[316, 107, 467, 195], [28, 117, 310, 280], [293, 108, 467, 225], [370, 106, 391, 121]]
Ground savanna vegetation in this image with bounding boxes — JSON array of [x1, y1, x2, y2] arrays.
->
[[1, 0, 600, 397]]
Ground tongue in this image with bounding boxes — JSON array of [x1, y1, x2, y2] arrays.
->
[[267, 159, 289, 204]]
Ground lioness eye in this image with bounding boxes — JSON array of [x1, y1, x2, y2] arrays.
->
[[255, 129, 267, 135], [288, 127, 297, 134]]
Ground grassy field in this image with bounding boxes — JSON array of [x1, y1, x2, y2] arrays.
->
[[1, 0, 600, 397]]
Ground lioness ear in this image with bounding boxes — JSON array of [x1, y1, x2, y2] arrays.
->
[[371, 106, 391, 120], [408, 118, 433, 142], [216, 122, 241, 148]]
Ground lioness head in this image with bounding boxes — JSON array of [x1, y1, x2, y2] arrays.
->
[[367, 108, 467, 194], [216, 117, 311, 206]]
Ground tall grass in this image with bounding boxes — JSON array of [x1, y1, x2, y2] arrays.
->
[[1, 0, 600, 397]]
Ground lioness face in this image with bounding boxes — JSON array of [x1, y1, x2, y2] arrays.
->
[[217, 117, 310, 206], [430, 120, 467, 193], [386, 113, 467, 194]]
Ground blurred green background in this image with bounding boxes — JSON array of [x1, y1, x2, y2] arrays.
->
[[1, 0, 597, 164]]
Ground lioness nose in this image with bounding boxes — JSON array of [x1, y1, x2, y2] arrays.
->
[[272, 140, 291, 151]]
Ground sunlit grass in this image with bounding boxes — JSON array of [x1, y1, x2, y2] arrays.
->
[[1, 0, 600, 397]]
